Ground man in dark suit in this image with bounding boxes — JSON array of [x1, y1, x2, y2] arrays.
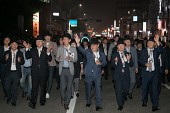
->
[[24, 35, 52, 109], [75, 35, 107, 111], [139, 35, 162, 112], [99, 37, 110, 80], [136, 40, 143, 88], [0, 36, 11, 99], [111, 38, 133, 111], [3, 39, 24, 106], [157, 41, 168, 96]]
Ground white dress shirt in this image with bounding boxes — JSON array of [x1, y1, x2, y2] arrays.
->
[[147, 48, 155, 71], [103, 44, 107, 56], [4, 46, 10, 52], [11, 50, 18, 71], [93, 51, 100, 62], [37, 47, 43, 57], [119, 51, 127, 67]]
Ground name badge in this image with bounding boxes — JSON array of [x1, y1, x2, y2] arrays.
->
[[70, 53, 74, 58]]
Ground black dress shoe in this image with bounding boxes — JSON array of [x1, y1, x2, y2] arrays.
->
[[7, 98, 11, 104], [29, 102, 36, 109], [61, 99, 64, 106], [128, 93, 133, 99], [152, 108, 160, 112], [40, 103, 45, 106], [64, 104, 69, 110], [96, 107, 103, 111], [142, 103, 147, 107], [12, 103, 16, 106], [136, 86, 140, 88], [56, 86, 60, 89], [27, 97, 31, 101], [86, 103, 91, 107], [118, 106, 123, 111], [76, 93, 79, 97], [22, 92, 27, 98]]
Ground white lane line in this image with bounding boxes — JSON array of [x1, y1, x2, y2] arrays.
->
[[163, 84, 170, 90], [66, 93, 77, 113]]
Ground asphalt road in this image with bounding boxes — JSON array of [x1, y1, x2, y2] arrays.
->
[[0, 76, 170, 113]]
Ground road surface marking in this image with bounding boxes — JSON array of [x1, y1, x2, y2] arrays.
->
[[163, 84, 170, 90], [66, 93, 77, 113]]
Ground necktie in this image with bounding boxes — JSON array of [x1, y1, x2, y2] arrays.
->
[[148, 50, 153, 72], [121, 53, 125, 67], [13, 52, 16, 65]]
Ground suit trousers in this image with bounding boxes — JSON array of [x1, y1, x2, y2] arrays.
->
[[31, 69, 47, 104], [46, 66, 55, 93], [129, 67, 136, 93], [85, 74, 102, 107], [0, 64, 7, 97], [114, 74, 129, 106], [5, 71, 20, 103], [60, 68, 74, 105], [142, 72, 159, 108]]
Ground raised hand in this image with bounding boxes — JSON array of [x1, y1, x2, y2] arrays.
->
[[126, 54, 131, 61], [95, 60, 101, 65], [74, 34, 80, 45], [114, 57, 118, 63], [5, 54, 9, 61], [65, 56, 70, 61], [18, 57, 21, 62], [47, 46, 53, 53]]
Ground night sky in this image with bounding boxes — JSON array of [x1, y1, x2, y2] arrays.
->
[[79, 0, 149, 33], [0, 0, 150, 34]]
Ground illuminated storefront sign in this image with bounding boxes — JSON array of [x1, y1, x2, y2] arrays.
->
[[33, 12, 39, 38]]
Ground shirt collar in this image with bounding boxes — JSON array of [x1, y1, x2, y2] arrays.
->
[[147, 48, 154, 51], [37, 46, 43, 50], [4, 46, 9, 49], [118, 51, 124, 54], [64, 45, 70, 50], [11, 49, 18, 53]]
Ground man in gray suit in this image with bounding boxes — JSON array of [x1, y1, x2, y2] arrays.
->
[[124, 35, 138, 99], [56, 33, 77, 110], [108, 35, 120, 61]]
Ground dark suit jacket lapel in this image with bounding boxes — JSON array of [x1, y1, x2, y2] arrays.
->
[[35, 48, 40, 58], [40, 47, 45, 58]]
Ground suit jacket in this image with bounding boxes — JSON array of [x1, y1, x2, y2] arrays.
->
[[56, 46, 77, 75], [112, 51, 133, 81], [125, 46, 138, 73], [0, 46, 5, 76], [139, 46, 163, 77], [44, 41, 58, 66], [160, 47, 169, 71], [77, 46, 107, 79], [108, 42, 116, 61], [3, 49, 25, 78], [99, 43, 110, 56], [25, 47, 52, 77], [0, 46, 4, 63]]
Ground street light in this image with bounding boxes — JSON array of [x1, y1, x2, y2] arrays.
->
[[53, 12, 59, 16], [79, 4, 82, 7], [84, 13, 86, 16], [133, 9, 136, 12]]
